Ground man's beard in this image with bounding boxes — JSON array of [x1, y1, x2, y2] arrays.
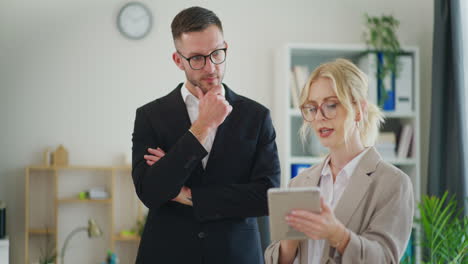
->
[[186, 73, 223, 94]]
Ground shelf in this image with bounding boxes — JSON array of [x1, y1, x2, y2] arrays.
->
[[113, 166, 132, 171], [27, 165, 56, 171], [28, 165, 131, 171], [26, 163, 139, 264], [113, 234, 141, 242], [28, 228, 56, 235], [383, 112, 416, 118], [57, 198, 112, 204], [56, 166, 114, 171], [383, 158, 416, 166], [291, 156, 325, 164]]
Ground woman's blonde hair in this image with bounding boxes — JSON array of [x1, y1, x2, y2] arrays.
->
[[299, 58, 384, 147]]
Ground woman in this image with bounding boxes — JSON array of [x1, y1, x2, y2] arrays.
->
[[265, 59, 414, 264]]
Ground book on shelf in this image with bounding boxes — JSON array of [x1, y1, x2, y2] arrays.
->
[[291, 65, 310, 106], [291, 164, 311, 178], [358, 53, 414, 114], [290, 71, 300, 108], [376, 132, 396, 159], [87, 187, 109, 199], [397, 124, 413, 158]]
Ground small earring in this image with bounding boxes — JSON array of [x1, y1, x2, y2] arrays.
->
[[356, 113, 361, 122]]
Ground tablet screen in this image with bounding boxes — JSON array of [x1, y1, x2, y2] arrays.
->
[[267, 187, 321, 241]]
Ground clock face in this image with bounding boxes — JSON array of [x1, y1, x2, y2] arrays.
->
[[117, 2, 152, 39]]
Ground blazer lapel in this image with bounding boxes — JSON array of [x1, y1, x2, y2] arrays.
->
[[304, 163, 324, 187], [333, 147, 381, 227], [165, 83, 193, 140], [319, 148, 381, 263]]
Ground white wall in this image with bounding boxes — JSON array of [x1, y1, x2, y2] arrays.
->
[[0, 0, 433, 263]]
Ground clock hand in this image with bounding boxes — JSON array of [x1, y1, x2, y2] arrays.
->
[[131, 14, 147, 22]]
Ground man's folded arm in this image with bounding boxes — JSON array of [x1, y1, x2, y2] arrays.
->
[[132, 107, 208, 209]]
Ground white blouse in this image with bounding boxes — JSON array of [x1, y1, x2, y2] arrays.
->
[[305, 148, 370, 264]]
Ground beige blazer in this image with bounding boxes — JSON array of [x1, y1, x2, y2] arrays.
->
[[265, 147, 414, 264]]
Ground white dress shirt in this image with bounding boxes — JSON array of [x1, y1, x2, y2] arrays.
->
[[306, 148, 370, 264], [180, 83, 225, 168]]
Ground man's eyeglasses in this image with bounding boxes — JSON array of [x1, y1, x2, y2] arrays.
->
[[301, 100, 340, 122], [177, 48, 227, 70]]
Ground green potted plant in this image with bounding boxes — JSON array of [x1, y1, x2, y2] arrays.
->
[[38, 228, 56, 264], [363, 14, 401, 108], [417, 191, 467, 263]]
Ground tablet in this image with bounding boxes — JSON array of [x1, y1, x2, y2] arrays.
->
[[267, 187, 321, 241]]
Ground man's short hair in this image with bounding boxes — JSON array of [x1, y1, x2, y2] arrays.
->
[[171, 6, 223, 41]]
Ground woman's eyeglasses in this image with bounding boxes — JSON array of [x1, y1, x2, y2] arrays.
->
[[301, 100, 340, 122]]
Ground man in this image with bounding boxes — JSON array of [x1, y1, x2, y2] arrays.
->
[[132, 6, 280, 264]]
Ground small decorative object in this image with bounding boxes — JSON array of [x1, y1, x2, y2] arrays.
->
[[119, 229, 137, 237], [363, 14, 401, 108], [61, 219, 102, 264], [78, 191, 88, 200], [117, 214, 146, 239], [102, 250, 119, 264], [53, 145, 68, 166], [117, 2, 153, 40], [87, 187, 109, 200]]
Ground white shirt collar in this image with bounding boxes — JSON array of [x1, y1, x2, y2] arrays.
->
[[320, 147, 370, 180], [180, 82, 225, 104]]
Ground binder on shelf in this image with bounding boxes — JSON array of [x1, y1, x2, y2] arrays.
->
[[395, 55, 413, 114], [397, 124, 413, 158], [291, 164, 311, 178], [358, 52, 414, 114], [292, 65, 310, 99], [357, 52, 394, 111], [358, 53, 414, 113]]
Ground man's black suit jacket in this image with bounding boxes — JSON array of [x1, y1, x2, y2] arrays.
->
[[131, 83, 280, 264]]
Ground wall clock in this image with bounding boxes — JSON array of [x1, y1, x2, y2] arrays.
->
[[117, 2, 153, 40]]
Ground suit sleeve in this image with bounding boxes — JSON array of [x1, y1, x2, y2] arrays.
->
[[191, 110, 281, 222], [131, 107, 208, 210], [341, 170, 414, 264]]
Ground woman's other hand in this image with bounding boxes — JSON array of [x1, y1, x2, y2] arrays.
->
[[286, 197, 349, 252]]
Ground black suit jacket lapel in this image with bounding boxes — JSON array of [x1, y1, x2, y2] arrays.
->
[[163, 83, 192, 140]]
